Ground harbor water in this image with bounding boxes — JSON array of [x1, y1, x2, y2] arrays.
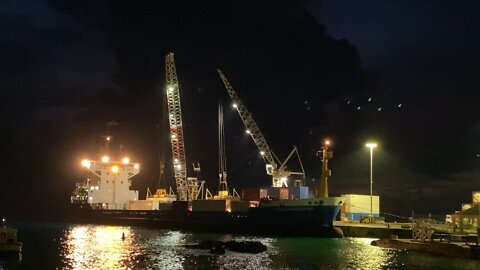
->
[[2, 223, 480, 269]]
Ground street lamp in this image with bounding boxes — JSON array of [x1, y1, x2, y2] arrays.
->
[[365, 143, 378, 216]]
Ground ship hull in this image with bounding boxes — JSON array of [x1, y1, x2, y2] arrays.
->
[[67, 202, 342, 237]]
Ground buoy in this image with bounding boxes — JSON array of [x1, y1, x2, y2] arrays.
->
[[121, 232, 126, 241]]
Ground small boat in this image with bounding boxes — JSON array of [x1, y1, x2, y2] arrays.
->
[[0, 219, 22, 253]]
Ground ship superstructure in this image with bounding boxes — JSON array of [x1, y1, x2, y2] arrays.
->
[[79, 157, 140, 210]]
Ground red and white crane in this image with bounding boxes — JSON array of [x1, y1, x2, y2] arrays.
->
[[165, 53, 204, 201]]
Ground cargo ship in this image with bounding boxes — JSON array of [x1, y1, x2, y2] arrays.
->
[[69, 53, 344, 237], [69, 156, 344, 237]]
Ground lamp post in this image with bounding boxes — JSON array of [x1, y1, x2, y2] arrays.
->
[[365, 143, 377, 216]]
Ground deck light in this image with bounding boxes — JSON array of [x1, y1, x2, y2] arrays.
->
[[81, 160, 91, 168]]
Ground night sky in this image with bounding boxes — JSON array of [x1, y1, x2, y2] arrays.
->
[[1, 0, 479, 220]]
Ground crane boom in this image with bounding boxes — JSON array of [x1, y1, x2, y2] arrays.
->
[[165, 53, 188, 201], [217, 69, 279, 170], [217, 69, 305, 187]]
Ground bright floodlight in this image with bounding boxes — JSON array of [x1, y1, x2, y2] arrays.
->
[[101, 156, 110, 163], [325, 140, 330, 146], [81, 160, 91, 168], [232, 103, 238, 108], [260, 151, 265, 155], [176, 164, 181, 169], [106, 136, 111, 141], [366, 143, 378, 149], [168, 87, 174, 91], [122, 157, 130, 164], [246, 130, 251, 134], [111, 165, 119, 173], [134, 163, 139, 169]]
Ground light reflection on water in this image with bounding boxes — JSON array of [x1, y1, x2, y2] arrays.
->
[[61, 225, 138, 269], [340, 238, 397, 270], [51, 224, 480, 270], [59, 225, 275, 269]]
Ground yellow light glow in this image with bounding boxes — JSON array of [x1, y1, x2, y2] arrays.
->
[[325, 140, 330, 146], [176, 164, 181, 170], [366, 143, 378, 149], [81, 160, 91, 168], [168, 87, 174, 91], [101, 156, 109, 163], [122, 157, 129, 164], [246, 130, 251, 134], [134, 163, 139, 169], [64, 225, 137, 269], [171, 134, 177, 139], [111, 165, 119, 173], [106, 136, 111, 141], [260, 151, 265, 155], [233, 103, 238, 108]]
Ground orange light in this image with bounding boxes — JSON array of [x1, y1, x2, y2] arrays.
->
[[81, 160, 91, 168]]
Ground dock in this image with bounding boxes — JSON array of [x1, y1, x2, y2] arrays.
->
[[334, 221, 412, 239], [372, 238, 480, 260]]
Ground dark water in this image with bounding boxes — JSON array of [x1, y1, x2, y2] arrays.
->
[[2, 223, 480, 269]]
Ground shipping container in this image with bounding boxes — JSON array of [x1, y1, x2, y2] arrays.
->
[[241, 188, 268, 201], [341, 194, 380, 221], [287, 186, 309, 199], [129, 200, 158, 210], [192, 199, 230, 212], [268, 187, 289, 200]]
